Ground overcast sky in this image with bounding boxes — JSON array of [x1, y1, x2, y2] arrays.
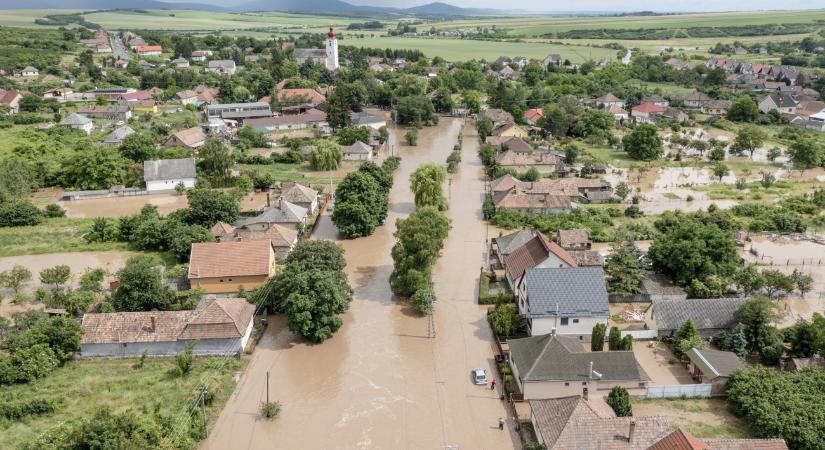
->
[[344, 0, 821, 12]]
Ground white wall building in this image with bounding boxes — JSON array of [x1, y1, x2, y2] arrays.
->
[[143, 158, 196, 192], [326, 27, 339, 71]]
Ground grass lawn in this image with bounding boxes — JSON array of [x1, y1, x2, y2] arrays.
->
[[0, 356, 245, 448], [342, 36, 616, 63], [238, 162, 352, 187], [0, 218, 128, 257], [631, 398, 752, 439]]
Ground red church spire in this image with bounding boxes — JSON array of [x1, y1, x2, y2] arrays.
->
[[328, 27, 335, 39]]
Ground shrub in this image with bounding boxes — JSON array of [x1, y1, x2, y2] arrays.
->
[[260, 400, 281, 419], [606, 386, 632, 417], [44, 204, 66, 218], [0, 198, 43, 227]]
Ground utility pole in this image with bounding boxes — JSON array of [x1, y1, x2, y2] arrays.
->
[[266, 371, 270, 404], [448, 177, 452, 200], [199, 385, 208, 438], [427, 291, 436, 339]]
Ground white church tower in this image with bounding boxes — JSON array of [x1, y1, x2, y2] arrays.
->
[[326, 27, 339, 71]]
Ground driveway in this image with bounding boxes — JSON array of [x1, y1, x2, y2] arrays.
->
[[633, 341, 693, 385]]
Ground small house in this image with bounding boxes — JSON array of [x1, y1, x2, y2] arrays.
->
[[596, 93, 625, 109], [504, 233, 577, 291], [343, 140, 374, 161], [79, 297, 255, 358], [509, 333, 649, 399], [686, 348, 746, 395], [489, 229, 537, 270], [143, 158, 196, 192], [60, 113, 93, 135], [237, 198, 309, 230], [280, 183, 319, 215], [188, 240, 276, 294], [174, 90, 199, 106], [0, 89, 23, 113], [163, 127, 206, 150], [206, 60, 236, 76], [702, 100, 733, 116], [103, 125, 135, 147], [516, 267, 609, 339], [557, 229, 591, 251], [136, 45, 162, 57], [652, 297, 748, 338]]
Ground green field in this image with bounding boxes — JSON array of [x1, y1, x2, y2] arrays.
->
[[428, 10, 825, 36], [0, 356, 243, 449], [344, 35, 617, 62]]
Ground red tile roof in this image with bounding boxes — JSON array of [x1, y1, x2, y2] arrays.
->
[[632, 102, 667, 114], [504, 233, 577, 281], [188, 240, 274, 279]]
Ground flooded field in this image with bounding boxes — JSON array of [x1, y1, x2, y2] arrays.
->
[[59, 191, 271, 218], [0, 251, 133, 295], [742, 235, 825, 326], [204, 119, 517, 449]]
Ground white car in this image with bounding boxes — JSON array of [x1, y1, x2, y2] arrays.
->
[[471, 368, 488, 385]]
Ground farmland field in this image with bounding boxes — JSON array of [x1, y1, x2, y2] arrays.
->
[[344, 35, 618, 62]]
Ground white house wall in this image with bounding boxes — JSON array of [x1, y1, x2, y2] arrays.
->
[[146, 178, 196, 192]]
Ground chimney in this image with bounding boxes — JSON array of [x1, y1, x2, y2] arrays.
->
[[278, 197, 283, 209], [628, 420, 636, 443], [551, 328, 556, 336], [150, 316, 156, 332], [266, 192, 271, 207], [589, 361, 593, 379]]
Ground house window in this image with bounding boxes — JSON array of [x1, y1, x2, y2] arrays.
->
[[564, 382, 569, 387], [582, 382, 587, 386], [573, 319, 579, 324], [560, 317, 569, 326]]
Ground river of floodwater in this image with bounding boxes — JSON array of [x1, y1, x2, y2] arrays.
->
[[202, 118, 518, 449]]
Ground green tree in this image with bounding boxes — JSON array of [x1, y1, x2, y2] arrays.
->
[[185, 189, 240, 228], [615, 182, 630, 200], [488, 302, 518, 336], [621, 334, 633, 351], [539, 103, 574, 138], [198, 139, 233, 183], [727, 95, 759, 122], [648, 217, 739, 286], [111, 256, 173, 312], [731, 125, 767, 159], [175, 342, 194, 377], [716, 323, 748, 357], [118, 133, 157, 162], [608, 326, 622, 350], [396, 95, 436, 126], [331, 171, 385, 238], [762, 269, 794, 297], [476, 117, 493, 140], [591, 323, 606, 351], [787, 137, 822, 172], [605, 237, 646, 295], [732, 264, 765, 295], [405, 128, 418, 146], [606, 386, 632, 417], [79, 268, 106, 293], [622, 124, 663, 160], [575, 108, 613, 141], [280, 266, 351, 342], [0, 157, 32, 198], [61, 146, 127, 190], [336, 126, 371, 146], [11, 343, 58, 382], [39, 265, 71, 289], [309, 139, 342, 171], [410, 163, 447, 210], [791, 269, 815, 298], [0, 265, 32, 295], [390, 207, 450, 298], [713, 163, 730, 181], [410, 283, 436, 314], [0, 199, 43, 227], [738, 296, 778, 352]]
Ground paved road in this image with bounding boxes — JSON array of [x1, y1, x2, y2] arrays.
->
[[202, 117, 519, 449]]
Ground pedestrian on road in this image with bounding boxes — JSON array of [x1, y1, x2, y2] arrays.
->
[[498, 417, 504, 430], [490, 380, 496, 390]]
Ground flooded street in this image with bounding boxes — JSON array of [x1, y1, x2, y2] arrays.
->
[[203, 118, 518, 449]]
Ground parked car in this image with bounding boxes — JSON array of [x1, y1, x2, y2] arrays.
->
[[471, 368, 488, 385]]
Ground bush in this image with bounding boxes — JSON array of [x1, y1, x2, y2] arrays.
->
[[260, 400, 281, 419], [44, 204, 66, 218], [488, 302, 518, 336], [0, 398, 57, 420], [11, 344, 59, 383], [0, 199, 43, 227], [606, 386, 632, 417]]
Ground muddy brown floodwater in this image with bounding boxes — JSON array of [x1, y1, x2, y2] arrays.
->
[[203, 119, 519, 450]]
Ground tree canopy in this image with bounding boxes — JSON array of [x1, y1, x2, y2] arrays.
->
[[622, 124, 663, 160]]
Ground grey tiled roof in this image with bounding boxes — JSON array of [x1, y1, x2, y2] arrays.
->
[[509, 334, 648, 382], [494, 229, 536, 256], [687, 348, 746, 379], [344, 141, 372, 154], [61, 113, 91, 126], [523, 267, 609, 317], [652, 297, 748, 332], [103, 125, 135, 144], [143, 158, 196, 182], [239, 200, 307, 226]]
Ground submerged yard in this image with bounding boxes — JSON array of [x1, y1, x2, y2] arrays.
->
[[0, 357, 245, 449]]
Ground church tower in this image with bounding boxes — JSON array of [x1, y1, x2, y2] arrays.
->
[[326, 27, 339, 71]]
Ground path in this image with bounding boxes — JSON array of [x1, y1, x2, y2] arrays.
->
[[202, 118, 518, 449]]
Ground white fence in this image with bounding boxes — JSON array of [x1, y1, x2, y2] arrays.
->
[[646, 384, 712, 399], [621, 329, 659, 340]]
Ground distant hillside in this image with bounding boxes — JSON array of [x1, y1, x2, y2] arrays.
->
[[403, 2, 499, 16], [0, 0, 226, 11]]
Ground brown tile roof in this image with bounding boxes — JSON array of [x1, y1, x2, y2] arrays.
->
[[558, 229, 589, 247], [493, 188, 572, 211], [81, 310, 191, 344], [523, 108, 544, 122], [568, 250, 603, 267], [496, 150, 557, 166], [281, 183, 318, 204], [179, 298, 255, 340], [233, 224, 298, 249], [277, 88, 326, 105], [564, 416, 670, 449], [210, 221, 236, 238], [648, 428, 709, 450], [188, 240, 274, 280], [530, 396, 600, 448], [505, 233, 577, 281], [633, 102, 667, 114], [168, 127, 206, 147], [175, 89, 198, 100], [701, 439, 788, 450], [0, 89, 22, 105]]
